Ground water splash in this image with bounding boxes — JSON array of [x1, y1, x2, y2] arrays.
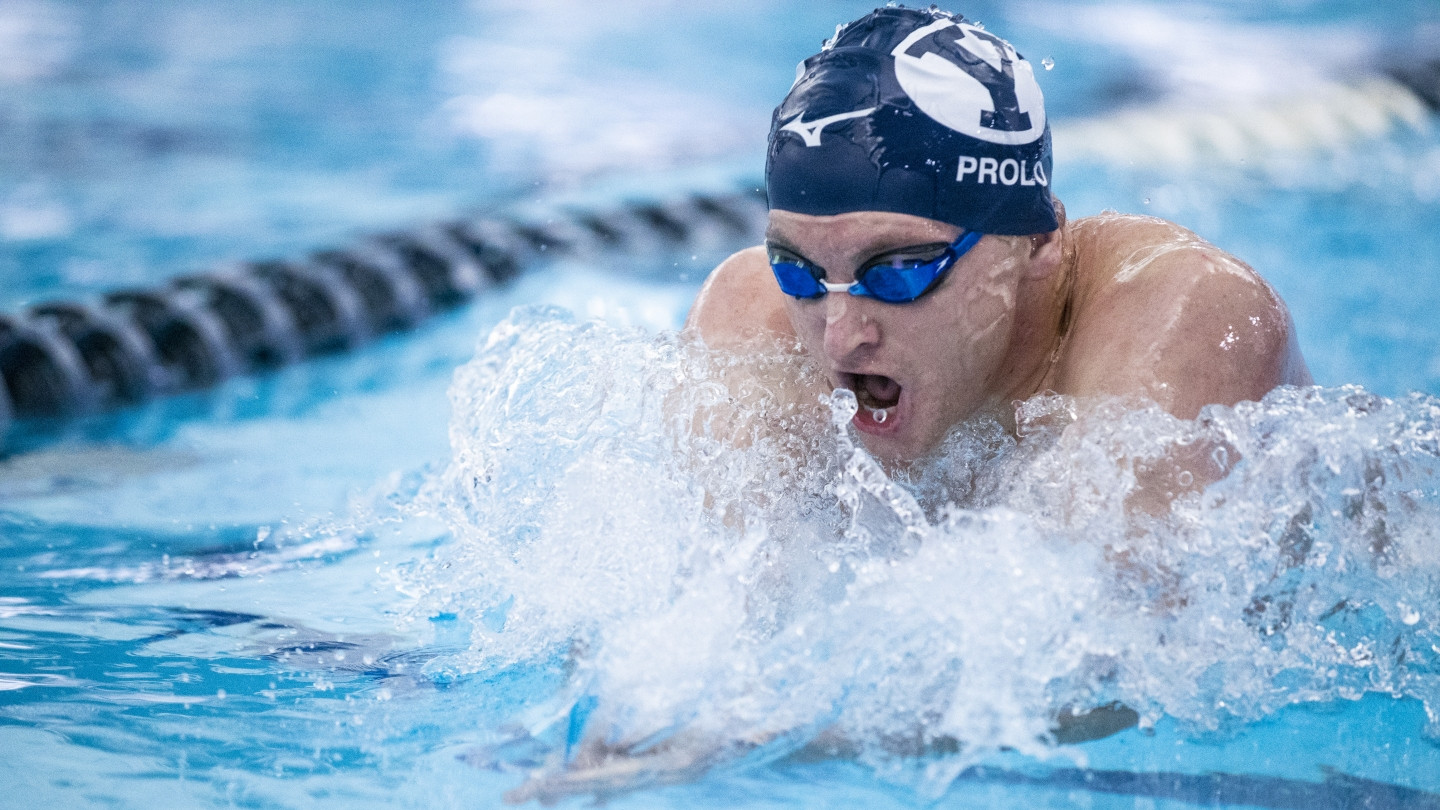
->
[[401, 307, 1440, 798]]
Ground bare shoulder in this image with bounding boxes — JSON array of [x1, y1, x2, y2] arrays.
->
[[1056, 214, 1311, 418], [684, 245, 795, 349]]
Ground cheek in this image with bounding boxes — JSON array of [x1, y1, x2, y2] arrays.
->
[[959, 286, 1015, 346], [939, 260, 1022, 359], [900, 288, 1017, 390]]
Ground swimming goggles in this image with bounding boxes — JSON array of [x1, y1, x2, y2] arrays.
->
[[769, 230, 983, 303]]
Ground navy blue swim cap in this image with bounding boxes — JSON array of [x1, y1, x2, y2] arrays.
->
[[766, 7, 1058, 235]]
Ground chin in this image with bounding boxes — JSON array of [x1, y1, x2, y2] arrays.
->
[[849, 393, 944, 464], [852, 423, 932, 466]]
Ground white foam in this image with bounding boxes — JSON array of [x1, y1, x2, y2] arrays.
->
[[402, 307, 1440, 796]]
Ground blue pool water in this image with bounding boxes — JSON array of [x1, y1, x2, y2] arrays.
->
[[4, 1, 1440, 807]]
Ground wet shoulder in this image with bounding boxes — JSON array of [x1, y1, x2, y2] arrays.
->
[[1058, 213, 1308, 417], [1067, 212, 1282, 324], [1068, 212, 1236, 286], [684, 245, 794, 348]]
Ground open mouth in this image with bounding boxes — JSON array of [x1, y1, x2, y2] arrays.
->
[[843, 373, 902, 412]]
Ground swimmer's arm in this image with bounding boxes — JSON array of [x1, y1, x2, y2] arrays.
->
[[684, 246, 795, 348], [1058, 238, 1310, 514], [1057, 241, 1311, 420], [674, 248, 818, 457]]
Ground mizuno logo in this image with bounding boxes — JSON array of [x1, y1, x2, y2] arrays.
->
[[780, 107, 877, 147]]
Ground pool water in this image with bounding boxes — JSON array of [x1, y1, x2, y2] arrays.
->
[[3, 1, 1440, 808]]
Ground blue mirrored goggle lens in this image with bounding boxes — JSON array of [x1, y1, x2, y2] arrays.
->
[[771, 260, 826, 298], [769, 231, 983, 304], [859, 230, 984, 302], [856, 258, 950, 302]]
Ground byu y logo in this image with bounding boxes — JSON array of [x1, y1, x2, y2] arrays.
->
[[890, 19, 1045, 146]]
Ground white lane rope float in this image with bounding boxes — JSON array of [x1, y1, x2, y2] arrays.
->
[[1055, 74, 1433, 168]]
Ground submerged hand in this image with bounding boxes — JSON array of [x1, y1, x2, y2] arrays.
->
[[504, 727, 761, 805]]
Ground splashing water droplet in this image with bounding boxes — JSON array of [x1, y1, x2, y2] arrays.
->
[[1143, 197, 1152, 205], [872, 408, 889, 424], [1212, 445, 1230, 470], [1042, 57, 1055, 70], [1400, 603, 1421, 625]]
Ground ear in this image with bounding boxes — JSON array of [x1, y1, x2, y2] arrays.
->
[[1022, 196, 1066, 278], [1023, 227, 1063, 279]]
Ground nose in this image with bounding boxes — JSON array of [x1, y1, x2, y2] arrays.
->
[[821, 294, 880, 362]]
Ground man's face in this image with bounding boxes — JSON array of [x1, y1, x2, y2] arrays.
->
[[766, 209, 1026, 463]]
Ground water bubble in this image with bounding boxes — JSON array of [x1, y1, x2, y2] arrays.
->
[[872, 408, 888, 424], [1041, 57, 1055, 71], [1401, 603, 1421, 625], [1211, 445, 1229, 470], [1177, 470, 1193, 487], [829, 387, 859, 420]]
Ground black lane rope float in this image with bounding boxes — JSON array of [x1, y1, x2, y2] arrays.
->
[[0, 188, 769, 453]]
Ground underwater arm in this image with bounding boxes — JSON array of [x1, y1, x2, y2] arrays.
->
[[505, 732, 730, 805]]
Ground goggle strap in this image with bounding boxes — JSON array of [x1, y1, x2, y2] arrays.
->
[[953, 230, 983, 254]]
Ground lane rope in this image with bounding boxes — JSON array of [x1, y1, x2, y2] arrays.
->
[[1055, 69, 1437, 168], [0, 189, 768, 452]]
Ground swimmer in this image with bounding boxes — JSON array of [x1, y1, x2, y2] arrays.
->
[[686, 5, 1312, 465], [509, 9, 1315, 800]]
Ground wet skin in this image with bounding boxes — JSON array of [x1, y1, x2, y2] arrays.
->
[[685, 205, 1312, 465]]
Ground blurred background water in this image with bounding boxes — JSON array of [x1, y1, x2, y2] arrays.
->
[[3, 1, 1440, 807]]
